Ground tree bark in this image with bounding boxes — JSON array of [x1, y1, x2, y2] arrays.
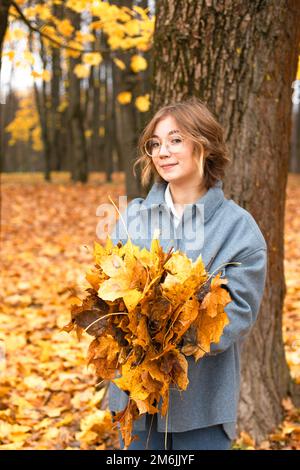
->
[[39, 35, 52, 180], [28, 31, 52, 180], [152, 0, 300, 443], [290, 80, 300, 173], [113, 0, 142, 198], [104, 60, 114, 182], [0, 0, 11, 226], [89, 25, 102, 172], [0, 0, 10, 72], [50, 2, 63, 172], [67, 9, 88, 182]]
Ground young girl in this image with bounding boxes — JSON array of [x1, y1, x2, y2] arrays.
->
[[108, 97, 268, 450]]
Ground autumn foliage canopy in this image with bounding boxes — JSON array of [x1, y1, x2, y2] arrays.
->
[[63, 236, 232, 448]]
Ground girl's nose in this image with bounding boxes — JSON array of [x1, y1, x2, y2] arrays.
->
[[159, 142, 170, 157]]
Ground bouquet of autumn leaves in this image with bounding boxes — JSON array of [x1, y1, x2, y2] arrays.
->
[[63, 235, 233, 448]]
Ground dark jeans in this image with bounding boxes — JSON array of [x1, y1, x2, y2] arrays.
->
[[116, 413, 232, 450]]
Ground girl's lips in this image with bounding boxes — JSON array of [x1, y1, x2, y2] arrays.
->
[[161, 163, 178, 170]]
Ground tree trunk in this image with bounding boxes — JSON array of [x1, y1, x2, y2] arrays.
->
[[50, 2, 63, 172], [0, 0, 11, 226], [39, 36, 52, 180], [29, 32, 52, 180], [103, 60, 114, 182], [89, 25, 103, 172], [50, 44, 63, 171], [113, 0, 142, 198], [67, 9, 88, 182], [152, 0, 300, 443], [0, 0, 10, 72], [290, 80, 300, 173]]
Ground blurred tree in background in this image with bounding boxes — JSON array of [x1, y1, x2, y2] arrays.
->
[[0, 0, 153, 197]]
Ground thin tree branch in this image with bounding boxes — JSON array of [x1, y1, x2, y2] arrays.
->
[[10, 0, 111, 56]]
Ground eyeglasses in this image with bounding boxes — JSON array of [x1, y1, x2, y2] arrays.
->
[[144, 134, 186, 157]]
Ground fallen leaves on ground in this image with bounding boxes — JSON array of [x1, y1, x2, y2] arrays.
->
[[0, 172, 124, 449]]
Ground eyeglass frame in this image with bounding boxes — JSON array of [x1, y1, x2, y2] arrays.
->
[[143, 133, 189, 158]]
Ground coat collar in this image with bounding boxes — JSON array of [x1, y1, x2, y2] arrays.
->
[[140, 179, 225, 223]]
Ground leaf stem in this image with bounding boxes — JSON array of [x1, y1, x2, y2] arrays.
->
[[206, 261, 242, 282], [84, 311, 127, 333], [108, 195, 133, 254]]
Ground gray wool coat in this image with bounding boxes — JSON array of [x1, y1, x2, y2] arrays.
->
[[107, 179, 268, 441]]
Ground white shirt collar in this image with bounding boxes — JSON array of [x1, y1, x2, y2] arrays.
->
[[164, 183, 181, 221]]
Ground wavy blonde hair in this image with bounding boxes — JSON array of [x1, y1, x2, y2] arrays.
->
[[133, 96, 231, 190]]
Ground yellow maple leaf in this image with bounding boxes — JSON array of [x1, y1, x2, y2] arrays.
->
[[73, 64, 90, 79], [135, 94, 150, 112], [83, 52, 103, 66], [130, 54, 147, 73], [113, 58, 126, 70], [200, 272, 232, 318], [117, 91, 132, 105]]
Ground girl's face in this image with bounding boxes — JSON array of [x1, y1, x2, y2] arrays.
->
[[150, 115, 204, 186]]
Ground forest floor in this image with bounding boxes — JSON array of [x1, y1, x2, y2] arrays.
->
[[0, 171, 300, 450]]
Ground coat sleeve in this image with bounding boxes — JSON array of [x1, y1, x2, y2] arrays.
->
[[207, 247, 268, 356]]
